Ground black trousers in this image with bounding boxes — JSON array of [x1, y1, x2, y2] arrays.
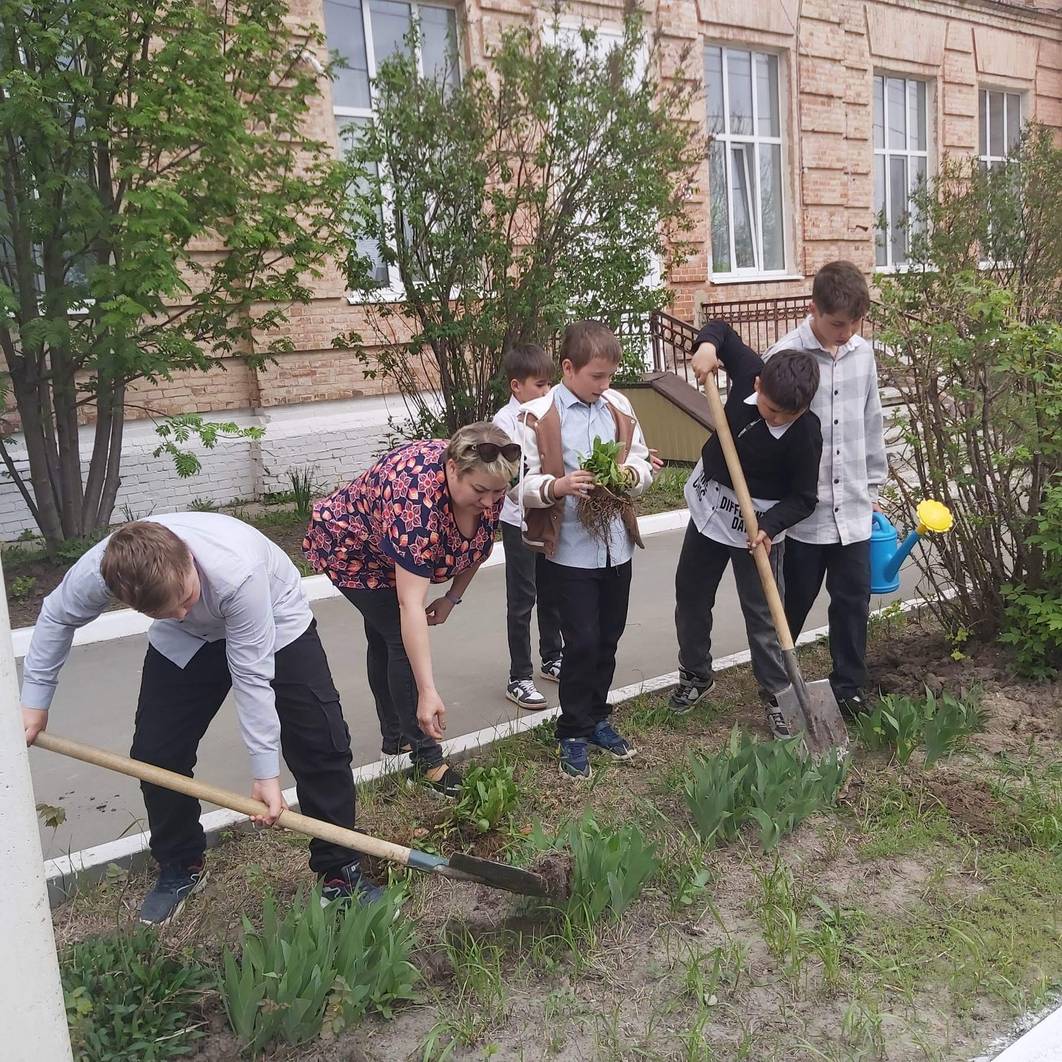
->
[[782, 537, 871, 699], [548, 560, 632, 740], [130, 621, 357, 876], [340, 586, 444, 770], [502, 522, 563, 681]]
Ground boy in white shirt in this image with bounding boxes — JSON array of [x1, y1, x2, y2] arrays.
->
[[493, 343, 563, 708]]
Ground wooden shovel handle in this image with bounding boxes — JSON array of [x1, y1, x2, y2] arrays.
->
[[702, 378, 796, 652], [32, 732, 416, 867]]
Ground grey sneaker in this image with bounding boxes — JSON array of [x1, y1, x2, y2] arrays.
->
[[139, 860, 207, 925], [669, 672, 716, 715], [507, 678, 548, 709], [320, 860, 386, 907], [763, 696, 792, 740]]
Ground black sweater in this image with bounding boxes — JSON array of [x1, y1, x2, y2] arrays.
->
[[693, 320, 822, 539]]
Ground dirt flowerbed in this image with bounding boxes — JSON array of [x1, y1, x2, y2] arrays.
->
[[51, 612, 1062, 1061]]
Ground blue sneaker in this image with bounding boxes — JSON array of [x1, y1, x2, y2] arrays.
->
[[558, 737, 592, 780], [320, 860, 385, 907], [589, 721, 637, 761], [139, 860, 207, 925]]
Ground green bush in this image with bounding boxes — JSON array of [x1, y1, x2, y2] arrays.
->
[[564, 811, 660, 927], [449, 762, 521, 833], [853, 687, 983, 766], [682, 729, 848, 850], [62, 926, 213, 1061], [222, 888, 415, 1055]]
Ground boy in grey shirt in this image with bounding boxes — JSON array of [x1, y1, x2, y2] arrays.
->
[[765, 261, 887, 714], [21, 513, 374, 922]]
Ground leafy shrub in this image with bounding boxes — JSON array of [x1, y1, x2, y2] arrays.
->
[[682, 729, 848, 850], [853, 687, 982, 766], [222, 888, 415, 1055], [1000, 482, 1062, 679], [563, 811, 659, 927], [62, 926, 213, 1061], [10, 574, 36, 601], [449, 762, 521, 833]]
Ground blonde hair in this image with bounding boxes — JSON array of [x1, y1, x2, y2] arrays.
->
[[100, 521, 193, 614], [445, 422, 520, 481]]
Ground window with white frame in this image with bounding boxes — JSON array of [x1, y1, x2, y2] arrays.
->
[[873, 74, 930, 270], [704, 45, 786, 277], [978, 88, 1022, 170], [322, 0, 459, 290]]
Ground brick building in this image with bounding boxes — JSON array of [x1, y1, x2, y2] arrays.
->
[[2, 0, 1060, 537]]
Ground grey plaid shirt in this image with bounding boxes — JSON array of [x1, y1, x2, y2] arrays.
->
[[766, 317, 887, 546]]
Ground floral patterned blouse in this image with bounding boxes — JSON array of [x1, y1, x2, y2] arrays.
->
[[303, 440, 501, 591]]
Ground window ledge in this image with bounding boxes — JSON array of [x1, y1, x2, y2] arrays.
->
[[345, 288, 406, 306], [708, 272, 805, 286]]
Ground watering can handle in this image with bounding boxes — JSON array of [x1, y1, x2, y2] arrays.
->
[[871, 510, 892, 534]]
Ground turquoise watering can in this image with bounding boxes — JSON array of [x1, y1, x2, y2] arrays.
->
[[870, 500, 953, 594]]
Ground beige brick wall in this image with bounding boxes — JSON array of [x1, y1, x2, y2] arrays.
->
[[19, 0, 1058, 428]]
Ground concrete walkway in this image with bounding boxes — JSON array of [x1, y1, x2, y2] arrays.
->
[[20, 525, 919, 859]]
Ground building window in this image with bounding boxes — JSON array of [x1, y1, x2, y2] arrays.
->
[[978, 88, 1022, 170], [873, 74, 929, 270], [323, 0, 459, 289], [704, 45, 786, 277]]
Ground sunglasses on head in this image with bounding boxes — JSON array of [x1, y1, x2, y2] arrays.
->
[[465, 441, 521, 463]]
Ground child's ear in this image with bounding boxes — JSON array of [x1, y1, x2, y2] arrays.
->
[[509, 378, 519, 396], [753, 376, 762, 393]]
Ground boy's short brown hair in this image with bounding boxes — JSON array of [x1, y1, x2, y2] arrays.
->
[[100, 521, 194, 614], [559, 320, 621, 370], [761, 349, 820, 413], [812, 260, 870, 320], [501, 343, 554, 384]]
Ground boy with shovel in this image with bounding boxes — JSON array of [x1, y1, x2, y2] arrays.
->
[[20, 513, 376, 923], [672, 321, 822, 737]]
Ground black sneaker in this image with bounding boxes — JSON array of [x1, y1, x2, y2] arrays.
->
[[669, 672, 716, 714], [139, 860, 207, 925], [506, 678, 548, 709], [540, 657, 563, 683], [837, 693, 868, 718], [413, 763, 463, 799], [320, 860, 386, 907], [763, 696, 792, 740], [558, 737, 592, 780]]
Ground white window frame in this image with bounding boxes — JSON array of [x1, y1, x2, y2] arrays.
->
[[326, 1, 461, 303], [873, 73, 932, 273], [704, 44, 791, 282], [978, 87, 1023, 169]]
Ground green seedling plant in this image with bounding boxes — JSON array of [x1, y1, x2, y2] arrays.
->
[[62, 926, 214, 1061], [10, 574, 37, 601], [854, 686, 983, 765], [222, 887, 414, 1054], [579, 436, 628, 493], [449, 763, 521, 833], [683, 729, 848, 850]]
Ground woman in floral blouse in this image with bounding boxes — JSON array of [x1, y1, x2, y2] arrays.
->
[[304, 423, 519, 797]]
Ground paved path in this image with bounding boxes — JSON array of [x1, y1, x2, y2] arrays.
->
[[20, 526, 919, 859]]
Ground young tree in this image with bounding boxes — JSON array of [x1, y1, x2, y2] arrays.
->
[[0, 0, 344, 549], [874, 126, 1061, 671], [337, 11, 702, 436]]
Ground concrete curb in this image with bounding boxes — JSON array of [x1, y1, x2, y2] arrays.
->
[[12, 508, 691, 659]]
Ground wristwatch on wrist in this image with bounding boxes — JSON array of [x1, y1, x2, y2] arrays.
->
[[444, 591, 462, 606]]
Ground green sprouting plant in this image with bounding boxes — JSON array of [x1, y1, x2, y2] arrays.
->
[[10, 574, 36, 601], [449, 763, 521, 833], [288, 466, 320, 522], [189, 497, 219, 512], [682, 729, 848, 851], [579, 436, 628, 493], [222, 887, 415, 1054], [564, 811, 660, 927], [853, 686, 983, 766], [754, 857, 809, 978], [62, 926, 214, 1061]]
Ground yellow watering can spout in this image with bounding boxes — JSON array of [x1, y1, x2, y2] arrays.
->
[[915, 499, 953, 535]]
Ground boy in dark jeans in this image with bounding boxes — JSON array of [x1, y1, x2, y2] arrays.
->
[[673, 322, 822, 735], [765, 261, 887, 714], [493, 343, 564, 708], [515, 321, 653, 780], [21, 514, 374, 923]]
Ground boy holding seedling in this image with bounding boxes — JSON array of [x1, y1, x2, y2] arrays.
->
[[764, 261, 887, 716], [20, 514, 376, 923], [675, 323, 822, 737], [493, 343, 565, 709], [515, 320, 653, 780]]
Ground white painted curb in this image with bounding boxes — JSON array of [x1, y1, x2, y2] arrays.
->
[[12, 508, 691, 659]]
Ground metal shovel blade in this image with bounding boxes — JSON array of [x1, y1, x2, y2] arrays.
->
[[446, 853, 551, 897], [775, 679, 849, 757]]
